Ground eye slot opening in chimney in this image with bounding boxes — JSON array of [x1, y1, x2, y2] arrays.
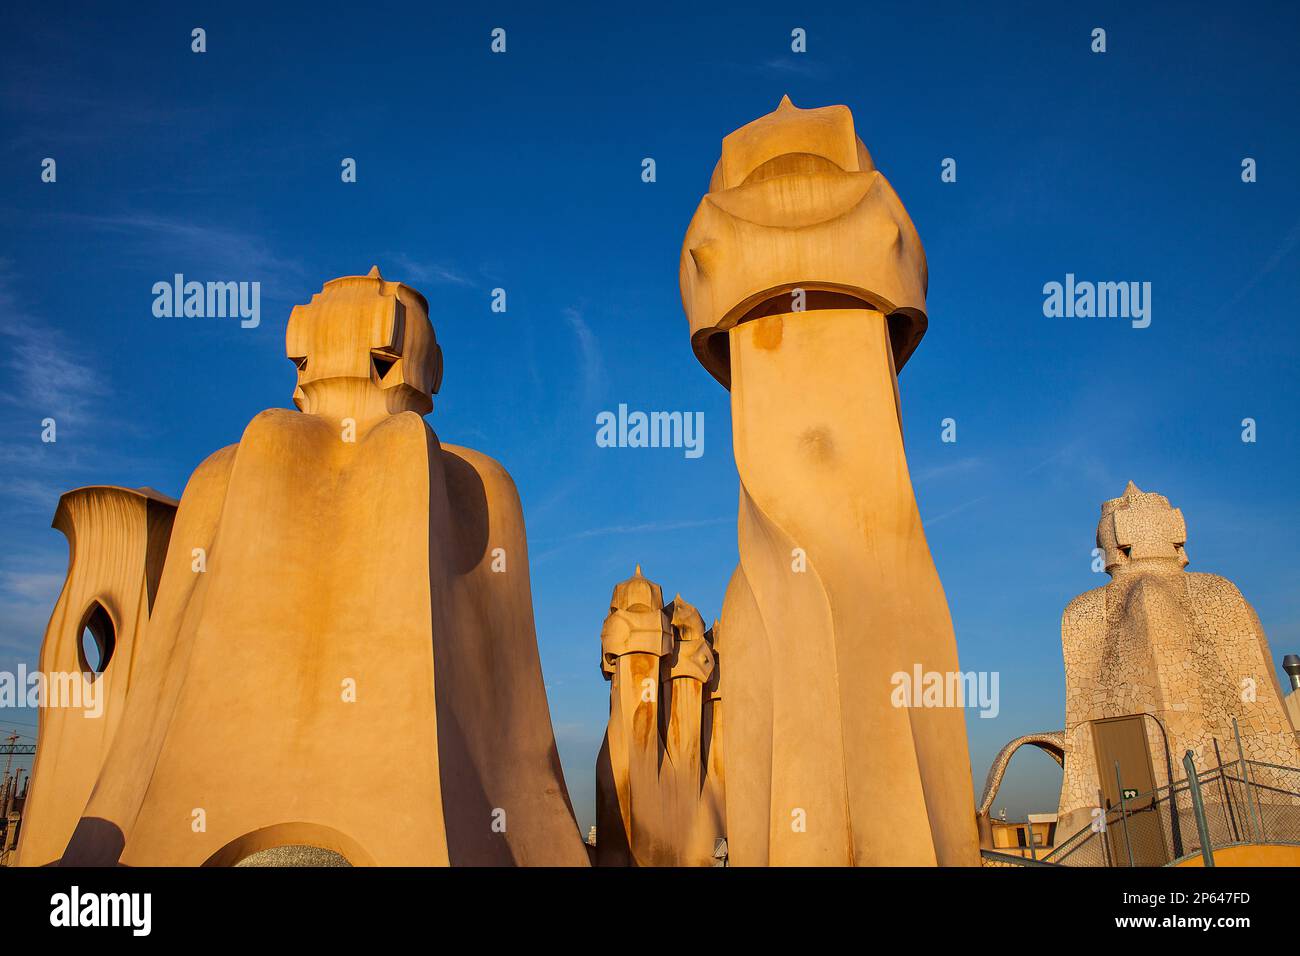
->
[[735, 290, 876, 325], [78, 601, 116, 677]]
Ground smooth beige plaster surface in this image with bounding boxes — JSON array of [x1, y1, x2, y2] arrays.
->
[[19, 268, 588, 867], [15, 487, 175, 867], [675, 98, 980, 866]]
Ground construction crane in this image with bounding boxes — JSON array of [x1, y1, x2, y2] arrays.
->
[[2, 733, 36, 780]]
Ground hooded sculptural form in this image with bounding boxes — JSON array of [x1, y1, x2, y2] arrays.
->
[[594, 567, 725, 866], [17, 267, 589, 866], [679, 97, 980, 865], [1055, 483, 1300, 852]]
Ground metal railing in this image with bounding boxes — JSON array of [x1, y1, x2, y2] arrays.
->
[[1042, 756, 1300, 867], [979, 848, 1059, 867]]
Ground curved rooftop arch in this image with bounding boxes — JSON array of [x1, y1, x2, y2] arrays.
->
[[977, 731, 1066, 817]]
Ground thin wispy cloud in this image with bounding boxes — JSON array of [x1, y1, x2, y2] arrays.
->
[[0, 477, 70, 512], [0, 570, 67, 601], [0, 268, 155, 669], [924, 494, 990, 526], [563, 306, 605, 407], [914, 456, 984, 484], [1218, 212, 1300, 315], [3, 338, 108, 429], [54, 212, 306, 299], [388, 253, 475, 288], [532, 515, 731, 564], [0, 262, 158, 523], [0, 563, 68, 666], [0, 266, 108, 427], [1, 75, 202, 156], [561, 515, 731, 543], [1025, 442, 1079, 476], [761, 56, 830, 78], [515, 306, 609, 523], [1024, 440, 1112, 488]]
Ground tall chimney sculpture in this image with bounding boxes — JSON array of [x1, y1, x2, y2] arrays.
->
[[1056, 482, 1300, 840], [18, 267, 589, 867], [595, 567, 724, 866], [680, 97, 980, 865]]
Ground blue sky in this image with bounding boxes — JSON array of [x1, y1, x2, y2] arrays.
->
[[2, 1, 1298, 831]]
